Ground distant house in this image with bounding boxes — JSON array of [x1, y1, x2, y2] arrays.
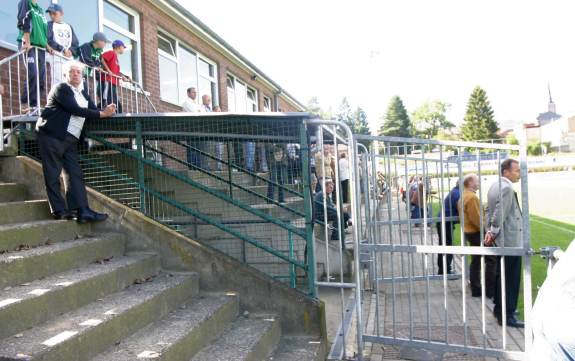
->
[[514, 86, 575, 152]]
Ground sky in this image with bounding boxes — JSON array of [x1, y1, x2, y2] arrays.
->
[[182, 0, 575, 133]]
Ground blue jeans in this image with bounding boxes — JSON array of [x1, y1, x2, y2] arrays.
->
[[245, 142, 255, 171], [267, 164, 287, 202], [215, 142, 224, 171], [258, 144, 268, 172]]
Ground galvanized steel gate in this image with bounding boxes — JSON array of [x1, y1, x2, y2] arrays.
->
[[308, 119, 533, 360]]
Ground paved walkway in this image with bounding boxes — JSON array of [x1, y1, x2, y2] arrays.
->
[[360, 201, 526, 361]]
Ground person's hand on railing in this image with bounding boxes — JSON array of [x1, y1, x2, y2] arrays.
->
[[21, 33, 31, 50], [63, 49, 73, 58], [100, 104, 116, 118]]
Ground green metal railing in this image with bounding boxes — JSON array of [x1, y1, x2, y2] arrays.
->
[[18, 112, 318, 296]]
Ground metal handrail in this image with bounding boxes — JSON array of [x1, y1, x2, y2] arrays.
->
[[0, 48, 27, 66], [0, 46, 156, 117]]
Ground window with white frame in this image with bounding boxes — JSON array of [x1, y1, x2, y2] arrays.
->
[[157, 30, 218, 106], [227, 74, 258, 112], [100, 0, 140, 81], [263, 96, 272, 112]]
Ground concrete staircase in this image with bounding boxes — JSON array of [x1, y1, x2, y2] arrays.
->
[[0, 180, 322, 361]]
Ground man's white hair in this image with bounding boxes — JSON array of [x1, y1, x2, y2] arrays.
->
[[63, 61, 85, 78], [463, 173, 479, 187]]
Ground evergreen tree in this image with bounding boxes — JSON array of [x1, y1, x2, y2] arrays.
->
[[336, 97, 353, 128], [461, 86, 499, 141], [351, 107, 370, 136], [379, 96, 412, 138]]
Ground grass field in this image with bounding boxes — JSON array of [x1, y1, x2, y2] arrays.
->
[[444, 213, 575, 318]]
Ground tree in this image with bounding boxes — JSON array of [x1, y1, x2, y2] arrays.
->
[[411, 100, 454, 139], [336, 97, 353, 128], [334, 98, 371, 146], [378, 96, 412, 138], [351, 107, 370, 136], [461, 86, 499, 141], [306, 96, 331, 119]]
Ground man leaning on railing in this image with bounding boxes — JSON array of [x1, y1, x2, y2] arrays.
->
[[35, 61, 115, 223]]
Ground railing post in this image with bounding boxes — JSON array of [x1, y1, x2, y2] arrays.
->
[[226, 140, 233, 198], [289, 230, 296, 289], [135, 120, 146, 214], [299, 120, 316, 297]]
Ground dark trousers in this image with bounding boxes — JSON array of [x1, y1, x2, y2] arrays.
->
[[232, 141, 244, 168], [465, 232, 498, 297], [100, 82, 123, 114], [436, 221, 454, 273], [341, 179, 349, 203], [186, 140, 208, 171], [267, 164, 287, 202], [331, 212, 351, 249], [38, 133, 89, 213], [494, 255, 522, 320], [21, 47, 46, 108]]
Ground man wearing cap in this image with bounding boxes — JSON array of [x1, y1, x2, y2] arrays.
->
[[101, 40, 130, 113], [78, 32, 109, 95], [46, 3, 79, 88]]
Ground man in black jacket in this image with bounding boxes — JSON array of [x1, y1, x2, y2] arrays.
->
[[36, 61, 115, 223], [313, 180, 351, 247]]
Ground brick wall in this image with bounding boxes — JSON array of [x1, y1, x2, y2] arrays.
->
[[119, 0, 301, 113], [0, 1, 302, 116]]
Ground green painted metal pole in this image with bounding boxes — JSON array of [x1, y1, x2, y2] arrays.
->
[[289, 230, 296, 289], [299, 120, 316, 297], [135, 120, 146, 214], [226, 141, 233, 198]]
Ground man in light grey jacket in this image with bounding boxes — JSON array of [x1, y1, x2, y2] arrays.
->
[[485, 158, 524, 328]]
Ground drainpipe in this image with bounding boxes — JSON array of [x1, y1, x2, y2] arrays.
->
[[274, 88, 282, 112]]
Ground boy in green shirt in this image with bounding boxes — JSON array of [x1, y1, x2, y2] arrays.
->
[[17, 0, 49, 112]]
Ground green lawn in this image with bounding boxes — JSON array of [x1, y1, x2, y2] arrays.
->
[[518, 215, 575, 317], [444, 213, 574, 318], [429, 200, 574, 317]]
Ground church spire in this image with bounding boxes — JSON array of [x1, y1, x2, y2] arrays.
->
[[548, 82, 556, 113]]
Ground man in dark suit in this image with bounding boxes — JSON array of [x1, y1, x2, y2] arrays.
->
[[36, 60, 115, 223]]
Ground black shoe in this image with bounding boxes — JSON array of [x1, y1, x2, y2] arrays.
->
[[471, 287, 481, 297], [497, 315, 524, 328], [52, 210, 75, 220], [77, 208, 108, 224]]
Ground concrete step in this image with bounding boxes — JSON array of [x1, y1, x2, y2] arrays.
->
[[0, 200, 51, 225], [0, 272, 198, 361], [267, 336, 324, 361], [191, 314, 281, 361], [0, 183, 28, 202], [0, 233, 126, 289], [0, 253, 160, 340], [0, 219, 91, 252], [91, 293, 239, 361]]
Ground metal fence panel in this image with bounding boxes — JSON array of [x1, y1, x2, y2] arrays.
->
[[355, 134, 532, 360]]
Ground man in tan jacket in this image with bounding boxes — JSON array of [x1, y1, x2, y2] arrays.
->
[[459, 174, 496, 299]]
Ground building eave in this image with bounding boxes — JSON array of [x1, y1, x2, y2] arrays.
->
[[150, 0, 306, 111]]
